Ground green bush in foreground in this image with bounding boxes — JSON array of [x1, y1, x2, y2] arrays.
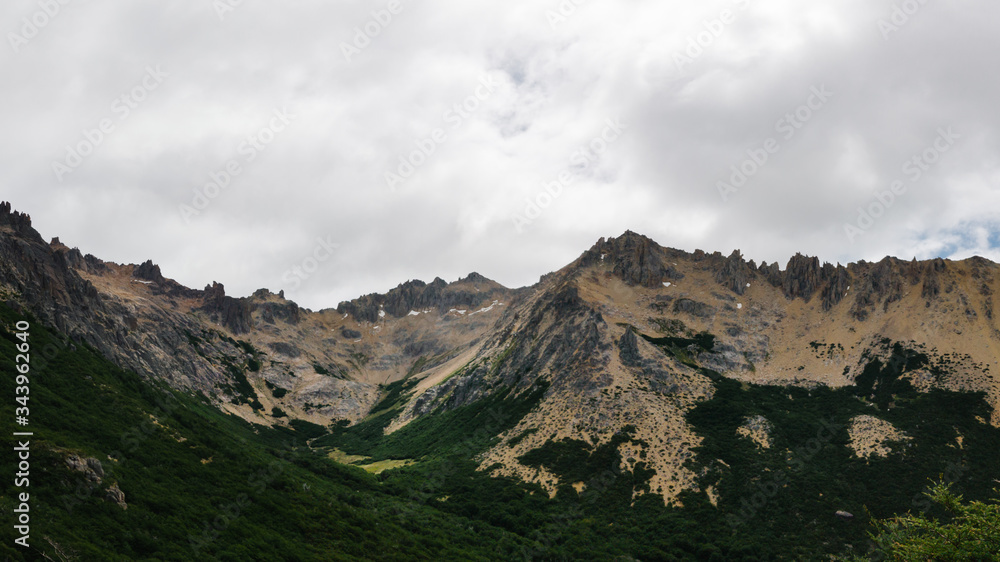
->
[[859, 481, 1000, 561]]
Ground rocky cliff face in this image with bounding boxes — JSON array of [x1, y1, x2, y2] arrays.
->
[[584, 231, 986, 326], [715, 250, 753, 295], [201, 282, 255, 335], [335, 273, 515, 322], [0, 201, 514, 426], [580, 231, 686, 287], [367, 230, 999, 503], [0, 205, 268, 395], [0, 204, 345, 418], [3, 201, 999, 505]]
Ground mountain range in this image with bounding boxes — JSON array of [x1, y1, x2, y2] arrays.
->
[[2, 200, 999, 560]]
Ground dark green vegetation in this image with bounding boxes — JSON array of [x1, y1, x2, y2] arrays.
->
[[324, 378, 767, 560], [687, 341, 1000, 559], [642, 332, 724, 381], [264, 380, 287, 399], [859, 481, 1000, 560], [641, 331, 716, 355], [852, 340, 927, 410], [0, 304, 539, 561], [649, 317, 690, 335], [333, 334, 1000, 560], [3, 302, 999, 560], [218, 354, 263, 411], [315, 377, 548, 461]]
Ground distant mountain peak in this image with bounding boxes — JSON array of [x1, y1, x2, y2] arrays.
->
[[335, 273, 511, 322], [459, 271, 491, 284]]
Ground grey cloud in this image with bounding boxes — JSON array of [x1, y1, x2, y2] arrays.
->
[[2, 0, 998, 309]]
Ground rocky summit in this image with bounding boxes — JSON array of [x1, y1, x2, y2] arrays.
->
[[2, 201, 1000, 560]]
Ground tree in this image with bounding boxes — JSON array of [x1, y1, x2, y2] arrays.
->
[[860, 481, 1000, 561]]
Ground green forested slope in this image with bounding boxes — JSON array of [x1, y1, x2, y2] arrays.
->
[[3, 301, 1000, 560], [0, 304, 532, 561]]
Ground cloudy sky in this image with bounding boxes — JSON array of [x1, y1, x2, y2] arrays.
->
[[3, 1, 998, 310]]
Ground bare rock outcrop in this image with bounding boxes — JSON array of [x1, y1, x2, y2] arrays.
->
[[617, 327, 641, 367], [781, 253, 823, 301], [201, 282, 254, 334], [133, 260, 165, 284], [819, 264, 851, 311], [337, 274, 510, 322], [850, 258, 906, 321], [66, 454, 104, 484], [105, 482, 127, 510], [715, 250, 754, 295], [583, 231, 685, 288]]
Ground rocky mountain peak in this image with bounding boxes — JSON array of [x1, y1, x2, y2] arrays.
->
[[133, 260, 165, 284], [0, 201, 40, 242], [201, 281, 253, 334], [336, 274, 511, 322], [459, 271, 491, 284], [715, 250, 754, 295], [582, 231, 685, 287], [780, 253, 822, 300]]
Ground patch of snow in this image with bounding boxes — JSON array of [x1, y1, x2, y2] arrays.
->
[[373, 325, 381, 331], [378, 309, 386, 318], [600, 253, 606, 261], [469, 300, 500, 315], [746, 283, 751, 288], [342, 313, 348, 319], [663, 282, 671, 287], [408, 310, 420, 316], [132, 279, 153, 285], [737, 303, 743, 310]]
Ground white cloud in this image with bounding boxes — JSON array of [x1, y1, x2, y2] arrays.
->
[[1, 0, 998, 309]]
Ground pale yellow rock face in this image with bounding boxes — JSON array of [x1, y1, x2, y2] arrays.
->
[[20, 223, 1000, 507], [847, 415, 912, 459], [386, 255, 999, 505], [737, 415, 773, 449], [469, 304, 715, 505]]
